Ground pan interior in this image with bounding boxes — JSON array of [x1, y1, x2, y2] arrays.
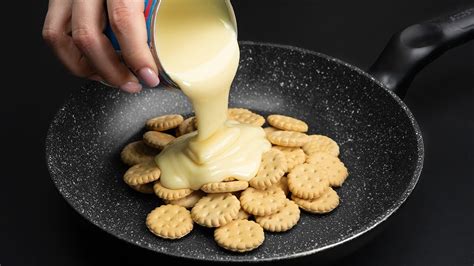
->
[[46, 42, 422, 261]]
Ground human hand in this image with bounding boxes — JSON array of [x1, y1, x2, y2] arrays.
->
[[43, 0, 160, 93]]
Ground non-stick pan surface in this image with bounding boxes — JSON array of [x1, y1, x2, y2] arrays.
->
[[46, 42, 423, 262]]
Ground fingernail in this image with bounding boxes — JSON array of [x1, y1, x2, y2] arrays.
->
[[137, 67, 160, 87], [88, 74, 103, 82], [120, 82, 142, 93]]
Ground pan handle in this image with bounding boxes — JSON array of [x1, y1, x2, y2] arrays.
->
[[368, 7, 474, 97]]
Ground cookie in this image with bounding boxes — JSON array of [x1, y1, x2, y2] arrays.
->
[[292, 187, 340, 214], [235, 209, 251, 220], [123, 160, 161, 186], [249, 149, 287, 190], [146, 114, 184, 131], [177, 116, 197, 136], [306, 152, 349, 187], [267, 114, 308, 132], [153, 182, 193, 201], [146, 205, 193, 239], [214, 220, 264, 252], [201, 180, 249, 193], [255, 199, 300, 232], [143, 131, 175, 149], [287, 163, 330, 199], [280, 148, 306, 172], [228, 108, 265, 127], [302, 135, 340, 157], [191, 193, 240, 227], [129, 183, 155, 194], [268, 131, 309, 147], [240, 187, 287, 216], [271, 176, 289, 196], [263, 126, 278, 137], [165, 190, 206, 209], [120, 141, 158, 166]]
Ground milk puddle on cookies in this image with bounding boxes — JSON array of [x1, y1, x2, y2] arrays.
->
[[152, 0, 271, 190]]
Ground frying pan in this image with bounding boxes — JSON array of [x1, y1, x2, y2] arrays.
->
[[46, 8, 474, 263]]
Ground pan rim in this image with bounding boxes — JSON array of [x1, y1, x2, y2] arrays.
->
[[45, 41, 425, 262]]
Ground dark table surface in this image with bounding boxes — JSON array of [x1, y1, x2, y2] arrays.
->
[[2, 0, 473, 265]]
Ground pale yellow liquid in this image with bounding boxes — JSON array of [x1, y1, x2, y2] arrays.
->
[[154, 0, 271, 190]]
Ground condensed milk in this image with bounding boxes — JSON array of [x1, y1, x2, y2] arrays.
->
[[153, 0, 271, 190]]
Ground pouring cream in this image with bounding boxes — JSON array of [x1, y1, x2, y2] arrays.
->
[[154, 0, 271, 190]]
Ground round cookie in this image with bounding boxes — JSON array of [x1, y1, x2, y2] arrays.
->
[[177, 116, 197, 136], [270, 176, 289, 196], [228, 108, 265, 127], [165, 190, 206, 209], [123, 160, 161, 186], [120, 141, 158, 166], [146, 205, 193, 239], [146, 114, 184, 131], [287, 163, 330, 199], [191, 193, 240, 228], [292, 187, 340, 214], [153, 182, 193, 201], [268, 131, 309, 147], [302, 135, 340, 157], [267, 114, 308, 132], [249, 149, 287, 190], [255, 199, 300, 232], [279, 148, 306, 172], [214, 220, 264, 252], [240, 187, 287, 216], [306, 152, 349, 187], [143, 131, 175, 149]]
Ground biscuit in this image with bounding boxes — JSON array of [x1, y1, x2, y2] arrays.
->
[[271, 176, 289, 196], [177, 116, 197, 136], [146, 205, 193, 239], [120, 141, 158, 166], [146, 114, 184, 131], [288, 163, 330, 199], [268, 131, 309, 147], [235, 209, 251, 220], [201, 180, 249, 193], [306, 152, 348, 187], [228, 108, 265, 127], [249, 149, 287, 190], [191, 193, 240, 227], [255, 199, 300, 232], [302, 135, 340, 157], [267, 114, 308, 132], [240, 187, 287, 216], [123, 160, 161, 186], [143, 131, 176, 149], [292, 187, 340, 214], [153, 182, 193, 201], [165, 190, 206, 209], [263, 126, 278, 137], [279, 148, 306, 172], [214, 220, 264, 252]]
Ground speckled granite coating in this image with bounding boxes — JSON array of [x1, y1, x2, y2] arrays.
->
[[46, 42, 424, 262]]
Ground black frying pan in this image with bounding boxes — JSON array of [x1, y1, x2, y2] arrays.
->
[[46, 8, 473, 263]]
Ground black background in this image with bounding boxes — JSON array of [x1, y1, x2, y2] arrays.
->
[[1, 0, 473, 265]]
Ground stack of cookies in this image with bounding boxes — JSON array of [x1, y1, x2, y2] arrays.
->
[[120, 109, 349, 253]]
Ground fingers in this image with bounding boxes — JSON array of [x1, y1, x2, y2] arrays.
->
[[72, 0, 142, 93], [43, 0, 96, 79], [107, 0, 160, 87]]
